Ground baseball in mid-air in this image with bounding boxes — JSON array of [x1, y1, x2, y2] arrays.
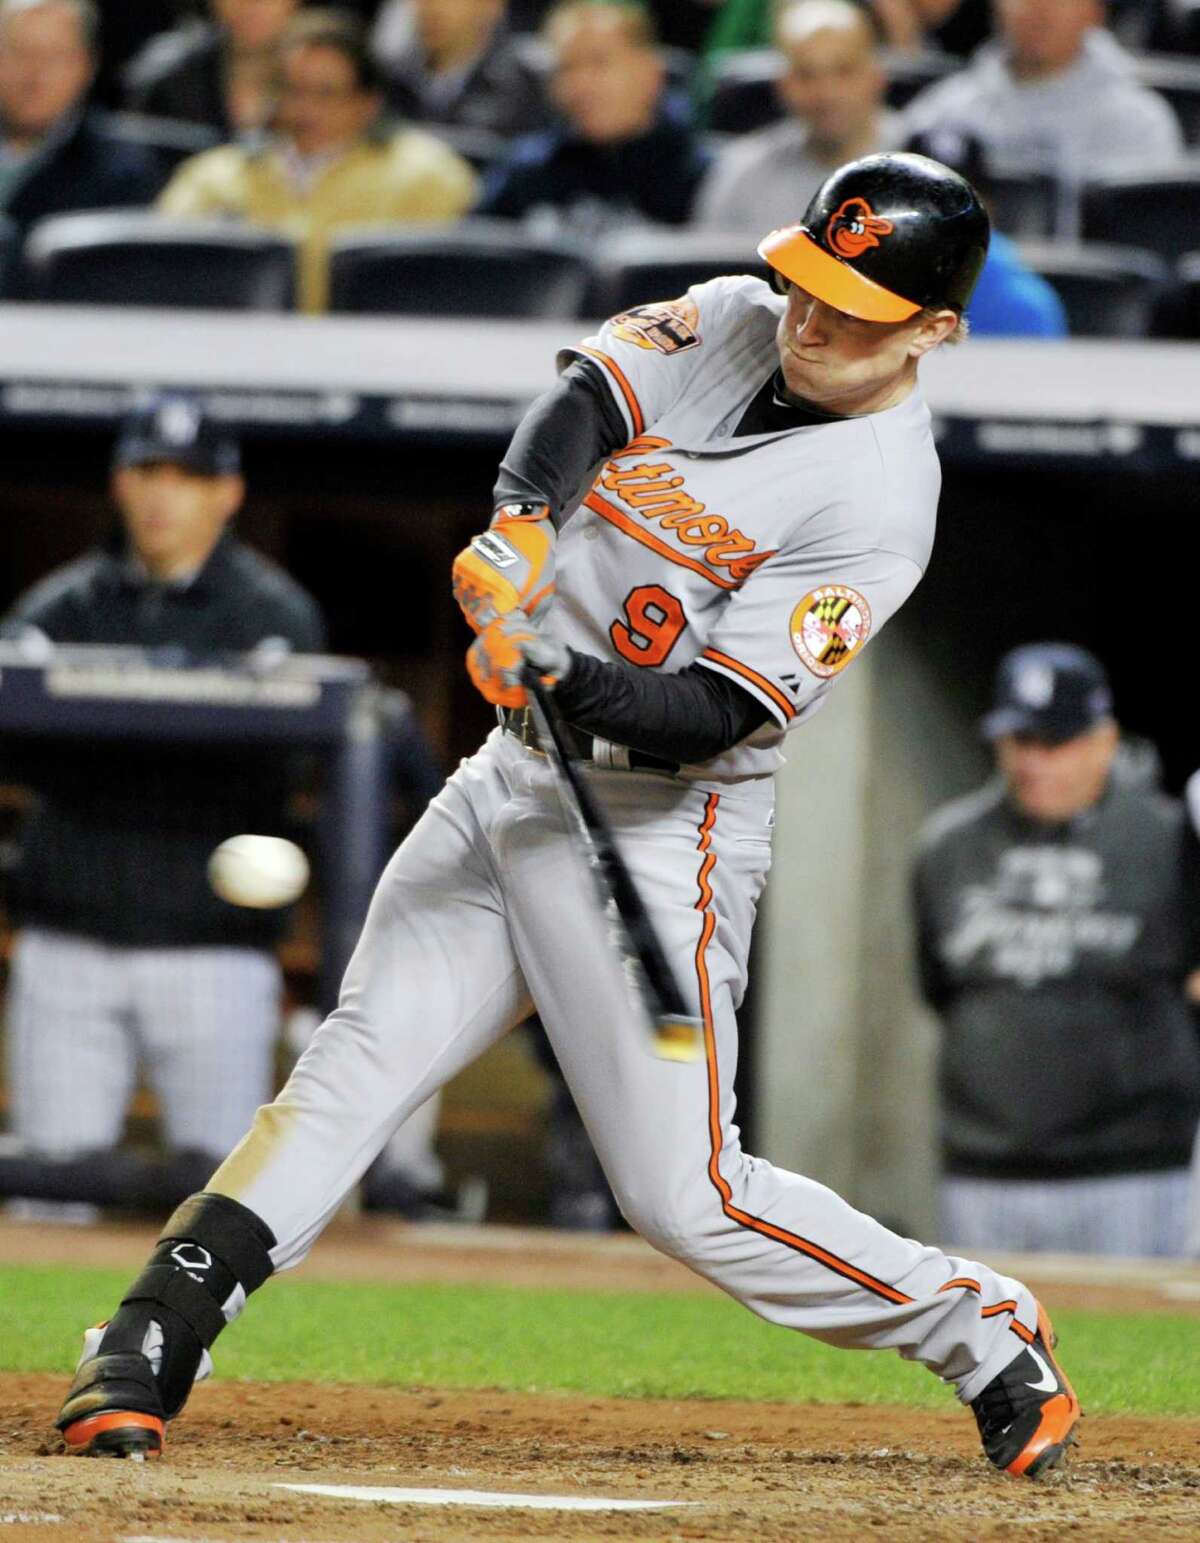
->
[[208, 835, 310, 909]]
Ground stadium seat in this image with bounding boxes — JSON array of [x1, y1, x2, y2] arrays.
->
[[986, 171, 1059, 239], [0, 213, 17, 299], [1134, 52, 1200, 146], [22, 212, 297, 309], [327, 220, 591, 317], [1150, 250, 1200, 338], [585, 228, 771, 316], [1080, 167, 1200, 260], [706, 50, 782, 134], [105, 112, 221, 175], [1017, 241, 1169, 337]]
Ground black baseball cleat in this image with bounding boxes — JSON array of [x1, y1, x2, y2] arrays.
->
[[57, 1324, 167, 1459], [970, 1302, 1080, 1479]]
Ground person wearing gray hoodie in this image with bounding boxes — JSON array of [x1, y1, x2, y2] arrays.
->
[[901, 0, 1183, 232]]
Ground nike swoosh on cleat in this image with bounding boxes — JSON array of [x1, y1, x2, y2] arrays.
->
[[1025, 1346, 1058, 1394]]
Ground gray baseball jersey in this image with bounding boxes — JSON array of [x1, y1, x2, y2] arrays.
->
[[555, 276, 938, 778]]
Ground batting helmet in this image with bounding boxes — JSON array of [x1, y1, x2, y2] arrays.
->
[[758, 152, 990, 323]]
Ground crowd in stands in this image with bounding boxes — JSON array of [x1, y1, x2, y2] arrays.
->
[[0, 0, 1195, 331]]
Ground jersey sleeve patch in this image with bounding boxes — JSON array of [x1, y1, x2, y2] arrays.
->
[[609, 296, 702, 355], [789, 585, 872, 678]]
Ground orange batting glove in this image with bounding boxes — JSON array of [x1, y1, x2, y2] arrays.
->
[[466, 613, 571, 709], [452, 501, 556, 636]]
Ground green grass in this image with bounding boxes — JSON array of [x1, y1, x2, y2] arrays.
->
[[5, 1264, 1199, 1417]]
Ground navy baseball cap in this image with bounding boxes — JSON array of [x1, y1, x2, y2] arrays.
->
[[115, 392, 240, 477], [981, 643, 1114, 746]]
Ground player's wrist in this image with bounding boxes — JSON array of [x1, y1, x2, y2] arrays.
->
[[491, 501, 552, 527]]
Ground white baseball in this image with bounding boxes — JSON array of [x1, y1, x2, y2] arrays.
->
[[208, 835, 310, 909]]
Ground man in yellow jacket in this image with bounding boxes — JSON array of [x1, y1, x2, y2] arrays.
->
[[159, 8, 477, 311]]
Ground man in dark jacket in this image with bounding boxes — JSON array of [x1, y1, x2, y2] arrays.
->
[[377, 0, 550, 139], [1, 393, 325, 1178], [477, 0, 709, 236], [124, 0, 301, 137], [914, 643, 1200, 1257], [0, 0, 165, 238]]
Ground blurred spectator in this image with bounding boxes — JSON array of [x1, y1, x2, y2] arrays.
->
[[1110, 0, 1200, 53], [905, 126, 1067, 336], [704, 0, 992, 63], [906, 0, 990, 55], [373, 0, 550, 135], [1, 392, 325, 1189], [92, 2, 194, 108], [124, 0, 302, 138], [477, 0, 708, 236], [693, 0, 905, 233], [914, 643, 1200, 1257], [902, 0, 1184, 232], [158, 8, 477, 310], [0, 0, 165, 239], [843, 0, 991, 52]]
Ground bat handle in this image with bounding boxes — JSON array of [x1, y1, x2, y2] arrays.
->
[[523, 670, 705, 1065]]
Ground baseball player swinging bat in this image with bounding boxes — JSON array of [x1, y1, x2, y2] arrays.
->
[[523, 669, 702, 1064]]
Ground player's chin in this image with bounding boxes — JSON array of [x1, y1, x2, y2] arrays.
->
[[779, 352, 834, 406], [779, 346, 823, 382]]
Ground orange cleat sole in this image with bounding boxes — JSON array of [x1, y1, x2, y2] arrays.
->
[[61, 1410, 164, 1459]]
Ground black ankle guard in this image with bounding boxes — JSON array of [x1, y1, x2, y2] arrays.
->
[[92, 1193, 278, 1420], [115, 1193, 274, 1355]]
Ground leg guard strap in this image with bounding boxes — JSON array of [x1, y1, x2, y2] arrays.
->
[[158, 1191, 276, 1295], [121, 1263, 227, 1350]]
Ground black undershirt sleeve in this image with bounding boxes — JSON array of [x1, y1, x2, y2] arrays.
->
[[554, 652, 771, 763], [492, 357, 628, 521], [491, 356, 772, 760]]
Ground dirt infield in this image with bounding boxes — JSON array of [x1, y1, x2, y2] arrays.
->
[[3, 1219, 1200, 1542]]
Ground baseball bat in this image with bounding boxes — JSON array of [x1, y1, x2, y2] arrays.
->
[[522, 671, 703, 1064]]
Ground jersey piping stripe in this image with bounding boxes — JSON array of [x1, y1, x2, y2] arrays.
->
[[578, 345, 645, 438], [699, 648, 796, 722], [692, 793, 915, 1308], [938, 1276, 1030, 1340], [583, 491, 740, 590]]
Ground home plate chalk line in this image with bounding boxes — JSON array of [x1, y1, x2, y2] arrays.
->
[[276, 1482, 695, 1511]]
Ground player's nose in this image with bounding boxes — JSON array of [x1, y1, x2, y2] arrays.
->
[[790, 296, 827, 345]]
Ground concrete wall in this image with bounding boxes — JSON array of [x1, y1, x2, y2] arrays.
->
[[755, 619, 988, 1235]]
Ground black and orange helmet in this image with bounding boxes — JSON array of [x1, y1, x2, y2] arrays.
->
[[758, 152, 990, 323]]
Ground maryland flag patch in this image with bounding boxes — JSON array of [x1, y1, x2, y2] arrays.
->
[[790, 585, 871, 677], [610, 297, 701, 354]]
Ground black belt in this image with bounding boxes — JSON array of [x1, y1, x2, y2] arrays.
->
[[499, 707, 679, 774]]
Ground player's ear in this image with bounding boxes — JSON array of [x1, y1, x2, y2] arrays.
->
[[908, 308, 958, 358]]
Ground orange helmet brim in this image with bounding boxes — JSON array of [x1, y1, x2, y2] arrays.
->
[[757, 225, 921, 323]]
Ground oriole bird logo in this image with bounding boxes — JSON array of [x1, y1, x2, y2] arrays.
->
[[826, 197, 894, 259]]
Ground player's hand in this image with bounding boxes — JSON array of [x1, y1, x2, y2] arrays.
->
[[452, 502, 556, 635], [466, 612, 571, 709]]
